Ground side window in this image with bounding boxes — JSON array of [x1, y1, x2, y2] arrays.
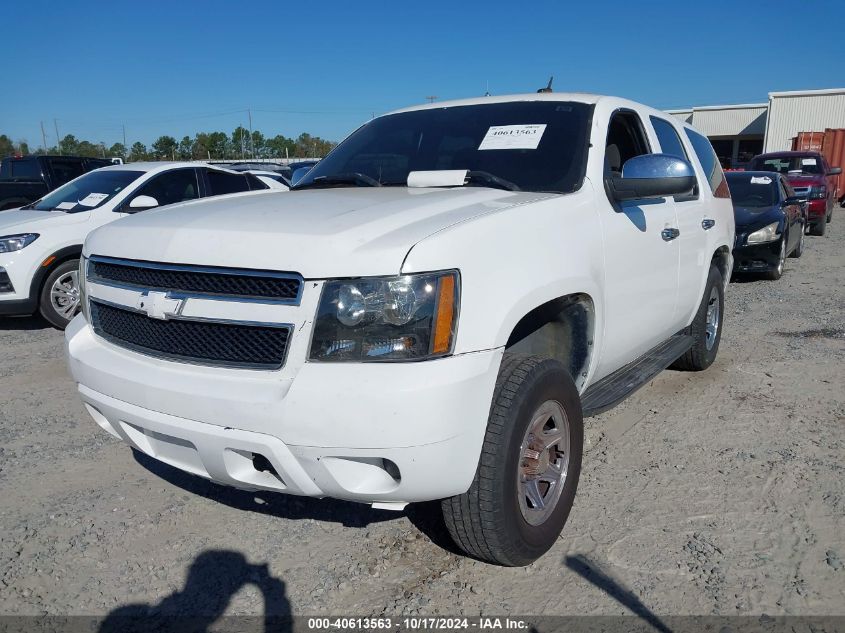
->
[[135, 169, 200, 207], [49, 160, 85, 186], [245, 174, 269, 190], [649, 116, 688, 160], [605, 111, 650, 176], [684, 128, 730, 198], [205, 170, 250, 196]]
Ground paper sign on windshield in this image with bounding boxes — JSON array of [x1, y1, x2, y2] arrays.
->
[[478, 124, 547, 150], [801, 158, 817, 166], [56, 202, 77, 210], [750, 176, 772, 184], [78, 193, 109, 207]]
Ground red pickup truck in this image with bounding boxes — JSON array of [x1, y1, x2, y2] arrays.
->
[[748, 151, 841, 236]]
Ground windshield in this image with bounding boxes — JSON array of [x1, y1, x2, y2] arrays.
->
[[726, 174, 778, 207], [748, 155, 824, 175], [296, 101, 593, 193], [30, 170, 144, 212]]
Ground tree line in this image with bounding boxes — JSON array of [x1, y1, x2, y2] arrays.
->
[[0, 128, 336, 161]]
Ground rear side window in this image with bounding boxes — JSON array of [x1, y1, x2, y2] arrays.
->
[[48, 159, 86, 187], [206, 170, 250, 195], [650, 117, 688, 159], [684, 128, 729, 198], [6, 159, 42, 180]]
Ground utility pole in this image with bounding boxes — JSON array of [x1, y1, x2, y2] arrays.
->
[[425, 95, 438, 103], [247, 108, 253, 158], [122, 125, 127, 150], [53, 119, 61, 154], [40, 121, 48, 152]]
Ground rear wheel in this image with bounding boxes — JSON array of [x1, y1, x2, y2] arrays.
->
[[441, 354, 583, 566], [790, 226, 804, 258], [39, 259, 81, 329], [672, 265, 724, 371]]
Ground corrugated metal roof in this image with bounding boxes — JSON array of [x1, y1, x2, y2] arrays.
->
[[765, 92, 845, 151]]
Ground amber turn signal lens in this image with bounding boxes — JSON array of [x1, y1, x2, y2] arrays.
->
[[432, 274, 456, 354]]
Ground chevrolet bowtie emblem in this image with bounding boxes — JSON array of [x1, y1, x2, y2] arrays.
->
[[136, 291, 185, 320]]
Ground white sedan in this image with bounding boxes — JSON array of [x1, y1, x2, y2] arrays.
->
[[0, 162, 276, 328]]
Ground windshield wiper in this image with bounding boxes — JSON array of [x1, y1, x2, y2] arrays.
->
[[294, 172, 382, 190], [465, 171, 521, 191]]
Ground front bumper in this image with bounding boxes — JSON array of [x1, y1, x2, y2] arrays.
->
[[66, 315, 503, 504], [0, 252, 40, 315], [806, 199, 827, 223], [732, 239, 783, 273]]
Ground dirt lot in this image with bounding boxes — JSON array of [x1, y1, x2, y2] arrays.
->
[[1, 213, 843, 621]]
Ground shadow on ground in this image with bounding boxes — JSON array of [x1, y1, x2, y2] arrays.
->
[[564, 554, 671, 633], [0, 315, 50, 331], [99, 549, 291, 633], [133, 450, 462, 553]]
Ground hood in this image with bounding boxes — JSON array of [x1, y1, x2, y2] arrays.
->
[[786, 173, 825, 187], [85, 187, 554, 278], [733, 204, 782, 230], [0, 209, 91, 234]]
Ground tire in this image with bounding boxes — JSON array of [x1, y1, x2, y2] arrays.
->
[[441, 354, 583, 566], [39, 259, 81, 329], [672, 265, 724, 371], [764, 238, 787, 281], [809, 220, 826, 236], [790, 226, 804, 258]]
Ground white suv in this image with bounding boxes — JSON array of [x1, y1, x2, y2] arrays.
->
[[66, 94, 734, 565], [0, 162, 274, 327]]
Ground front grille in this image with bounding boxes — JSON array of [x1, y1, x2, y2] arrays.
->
[[88, 257, 301, 302], [90, 301, 291, 369]]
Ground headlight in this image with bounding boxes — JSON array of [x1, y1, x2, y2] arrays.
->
[[78, 256, 89, 322], [0, 233, 39, 253], [310, 270, 459, 362], [809, 185, 827, 200], [746, 222, 781, 244]]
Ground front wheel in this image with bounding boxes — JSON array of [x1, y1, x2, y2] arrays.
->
[[765, 238, 787, 280], [441, 354, 583, 566], [39, 259, 81, 329], [809, 220, 826, 236], [790, 226, 805, 258], [672, 264, 724, 371]]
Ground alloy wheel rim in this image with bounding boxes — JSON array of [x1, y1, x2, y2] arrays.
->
[[50, 270, 80, 320], [517, 400, 570, 526], [704, 285, 720, 351]]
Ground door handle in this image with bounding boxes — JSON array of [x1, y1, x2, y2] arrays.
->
[[661, 228, 680, 241], [701, 218, 716, 230]]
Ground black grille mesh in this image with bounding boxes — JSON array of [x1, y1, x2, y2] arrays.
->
[[89, 259, 301, 301], [91, 302, 290, 369]]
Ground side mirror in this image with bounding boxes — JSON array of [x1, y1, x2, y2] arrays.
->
[[128, 195, 159, 210], [828, 167, 842, 175], [291, 167, 312, 186], [608, 154, 696, 202]]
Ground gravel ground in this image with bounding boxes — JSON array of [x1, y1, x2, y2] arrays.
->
[[1, 211, 843, 621]]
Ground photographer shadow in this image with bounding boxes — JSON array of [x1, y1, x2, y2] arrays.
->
[[98, 549, 291, 633]]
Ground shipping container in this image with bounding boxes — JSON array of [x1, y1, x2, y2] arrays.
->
[[792, 131, 826, 152]]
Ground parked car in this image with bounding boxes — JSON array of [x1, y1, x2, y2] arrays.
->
[[0, 155, 114, 211], [288, 160, 320, 185], [747, 151, 841, 236], [227, 162, 293, 181], [246, 170, 290, 190], [0, 162, 273, 328], [66, 93, 734, 566], [727, 171, 805, 280]]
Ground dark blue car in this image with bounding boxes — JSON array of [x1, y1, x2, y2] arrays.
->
[[728, 171, 806, 280]]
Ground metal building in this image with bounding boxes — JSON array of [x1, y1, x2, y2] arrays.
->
[[764, 88, 845, 152], [666, 87, 845, 169]]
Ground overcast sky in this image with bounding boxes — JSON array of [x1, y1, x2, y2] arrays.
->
[[5, 0, 844, 149]]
